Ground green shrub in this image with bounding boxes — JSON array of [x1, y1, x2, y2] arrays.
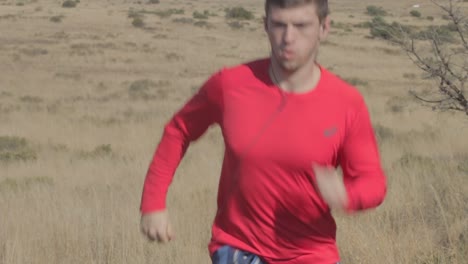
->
[[129, 8, 184, 19], [132, 17, 144, 28], [0, 136, 37, 162], [193, 10, 208, 19], [77, 144, 113, 159], [148, 0, 159, 3], [0, 177, 53, 192], [397, 153, 435, 169], [225, 6, 254, 20], [353, 21, 372, 28], [426, 16, 434, 21], [331, 21, 352, 31], [368, 16, 412, 41], [62, 0, 77, 8], [366, 5, 387, 16], [373, 124, 395, 144], [403, 73, 417, 79], [415, 25, 455, 43], [343, 77, 368, 87], [369, 16, 397, 40], [20, 96, 43, 103], [50, 15, 64, 23], [373, 124, 394, 143], [445, 22, 458, 32], [128, 10, 141, 19], [367, 15, 455, 44], [152, 8, 184, 18], [194, 20, 214, 29], [91, 144, 112, 157], [227, 21, 244, 29], [410, 10, 422, 18], [128, 79, 162, 100], [172, 17, 193, 24]]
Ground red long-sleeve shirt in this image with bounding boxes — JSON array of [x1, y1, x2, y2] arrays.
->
[[140, 58, 387, 263]]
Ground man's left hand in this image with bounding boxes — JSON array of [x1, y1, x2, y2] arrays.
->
[[312, 164, 348, 211]]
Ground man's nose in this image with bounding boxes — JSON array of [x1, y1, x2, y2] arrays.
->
[[283, 24, 295, 44]]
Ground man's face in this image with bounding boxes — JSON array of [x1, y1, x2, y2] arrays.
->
[[265, 3, 330, 72]]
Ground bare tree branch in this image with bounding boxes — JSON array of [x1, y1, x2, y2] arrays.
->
[[398, 0, 468, 116], [409, 90, 451, 103], [431, 0, 468, 49], [369, 0, 467, 115]]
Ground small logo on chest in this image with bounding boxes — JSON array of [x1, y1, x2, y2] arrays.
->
[[323, 126, 338, 137]]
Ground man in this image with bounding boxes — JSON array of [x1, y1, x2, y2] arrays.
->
[[140, 0, 387, 263]]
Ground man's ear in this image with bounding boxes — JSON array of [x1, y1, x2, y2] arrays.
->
[[319, 15, 331, 41]]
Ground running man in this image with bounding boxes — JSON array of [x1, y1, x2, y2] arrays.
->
[[140, 1, 387, 263]]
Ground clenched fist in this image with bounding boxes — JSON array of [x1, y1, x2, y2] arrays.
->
[[313, 164, 348, 211], [140, 210, 174, 243]]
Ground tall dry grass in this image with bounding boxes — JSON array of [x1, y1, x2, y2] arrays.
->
[[0, 0, 467, 263]]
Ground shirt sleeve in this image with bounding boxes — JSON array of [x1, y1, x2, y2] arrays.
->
[[340, 98, 387, 212], [140, 71, 224, 213]]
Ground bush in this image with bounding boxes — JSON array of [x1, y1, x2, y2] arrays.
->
[[343, 77, 368, 87], [373, 124, 394, 143], [367, 15, 455, 44], [0, 136, 37, 162], [410, 10, 422, 18], [353, 21, 372, 28], [150, 8, 184, 18], [172, 17, 193, 24], [445, 22, 458, 32], [415, 25, 455, 43], [194, 21, 214, 29], [193, 11, 208, 19], [225, 6, 254, 20], [20, 96, 43, 103], [128, 9, 141, 19], [426, 16, 434, 21], [366, 5, 387, 16], [392, 0, 468, 115], [369, 16, 399, 40], [148, 0, 159, 3], [0, 177, 53, 192], [50, 15, 64, 23], [62, 0, 77, 8], [77, 144, 113, 159], [227, 21, 244, 29], [128, 79, 159, 99], [132, 17, 144, 28], [368, 16, 416, 42]]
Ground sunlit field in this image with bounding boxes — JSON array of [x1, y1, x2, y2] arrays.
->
[[0, 0, 466, 263]]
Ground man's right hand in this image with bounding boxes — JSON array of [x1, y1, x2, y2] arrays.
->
[[140, 210, 174, 243]]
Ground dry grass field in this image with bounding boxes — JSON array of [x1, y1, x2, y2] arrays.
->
[[0, 0, 467, 263]]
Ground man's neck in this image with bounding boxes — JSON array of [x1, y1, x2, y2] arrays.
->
[[270, 58, 321, 94]]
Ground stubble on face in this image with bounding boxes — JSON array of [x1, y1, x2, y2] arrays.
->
[[266, 3, 323, 74]]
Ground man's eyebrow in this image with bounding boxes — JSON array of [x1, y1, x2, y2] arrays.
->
[[270, 18, 314, 25], [270, 19, 286, 24]]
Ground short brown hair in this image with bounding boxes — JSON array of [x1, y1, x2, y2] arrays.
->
[[265, 0, 329, 23]]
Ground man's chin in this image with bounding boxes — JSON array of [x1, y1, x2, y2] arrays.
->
[[279, 61, 299, 72]]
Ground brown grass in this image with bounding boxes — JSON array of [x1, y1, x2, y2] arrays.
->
[[0, 0, 467, 263]]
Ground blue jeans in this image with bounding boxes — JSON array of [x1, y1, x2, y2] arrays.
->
[[211, 245, 265, 264], [211, 245, 341, 264]]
